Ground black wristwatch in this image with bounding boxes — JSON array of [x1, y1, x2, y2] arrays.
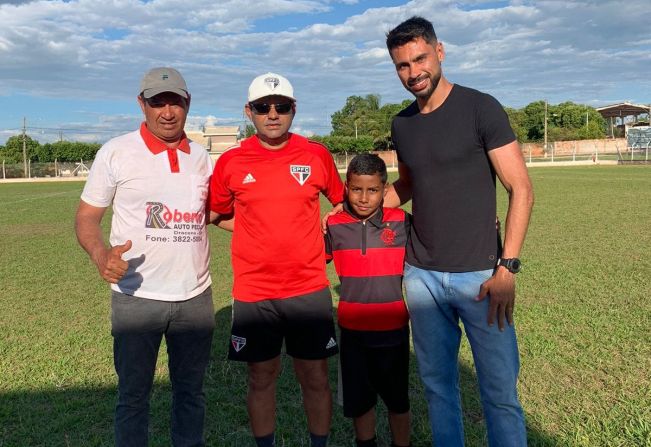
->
[[496, 257, 522, 273]]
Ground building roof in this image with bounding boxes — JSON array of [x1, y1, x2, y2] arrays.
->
[[203, 126, 239, 136], [596, 102, 650, 118]]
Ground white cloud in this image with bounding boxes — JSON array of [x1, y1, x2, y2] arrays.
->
[[0, 0, 649, 143]]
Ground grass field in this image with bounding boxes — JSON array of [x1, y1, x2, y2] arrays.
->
[[1, 165, 649, 446]]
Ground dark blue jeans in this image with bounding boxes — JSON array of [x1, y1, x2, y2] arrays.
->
[[111, 287, 215, 447]]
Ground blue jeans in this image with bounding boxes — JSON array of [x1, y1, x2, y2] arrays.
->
[[111, 287, 215, 447], [404, 264, 526, 447]]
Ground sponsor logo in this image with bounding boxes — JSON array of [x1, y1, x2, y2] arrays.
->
[[381, 227, 396, 246], [145, 201, 205, 229], [231, 335, 247, 352], [290, 165, 311, 186], [243, 173, 256, 184], [325, 337, 337, 349], [264, 76, 279, 90]]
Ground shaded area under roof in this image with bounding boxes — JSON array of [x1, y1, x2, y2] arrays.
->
[[596, 102, 650, 118]]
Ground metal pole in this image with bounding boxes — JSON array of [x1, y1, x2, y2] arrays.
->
[[22, 117, 27, 178], [2, 160, 5, 179], [28, 159, 31, 178], [573, 142, 576, 162], [543, 100, 548, 155]]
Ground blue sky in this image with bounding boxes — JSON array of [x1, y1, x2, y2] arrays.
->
[[1, 0, 650, 144]]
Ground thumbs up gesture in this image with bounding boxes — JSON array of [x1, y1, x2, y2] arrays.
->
[[97, 240, 132, 284]]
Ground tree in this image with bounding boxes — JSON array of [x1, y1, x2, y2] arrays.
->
[[515, 100, 606, 143], [310, 135, 374, 154], [40, 141, 101, 162], [330, 95, 412, 150], [240, 124, 256, 139], [331, 94, 382, 138], [522, 101, 547, 142], [505, 107, 528, 143], [0, 135, 40, 163]]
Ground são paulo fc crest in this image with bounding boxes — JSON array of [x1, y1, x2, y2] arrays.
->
[[290, 165, 311, 185], [264, 76, 279, 89], [231, 335, 246, 352]]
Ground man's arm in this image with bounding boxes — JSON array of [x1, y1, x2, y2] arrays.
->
[[209, 210, 234, 232], [384, 161, 413, 208], [476, 140, 534, 330], [75, 200, 131, 284]]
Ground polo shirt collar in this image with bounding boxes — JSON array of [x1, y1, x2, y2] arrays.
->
[[343, 201, 385, 227], [139, 122, 191, 155]]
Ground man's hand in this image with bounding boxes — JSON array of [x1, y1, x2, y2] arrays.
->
[[475, 267, 516, 331], [95, 240, 132, 284], [321, 203, 344, 233]]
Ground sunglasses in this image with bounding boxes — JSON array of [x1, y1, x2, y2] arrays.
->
[[248, 102, 293, 115]]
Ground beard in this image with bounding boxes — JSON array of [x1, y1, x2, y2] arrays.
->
[[408, 72, 441, 99]]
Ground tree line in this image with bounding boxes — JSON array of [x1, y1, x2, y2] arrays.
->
[[2, 97, 608, 161], [313, 94, 607, 153], [0, 136, 101, 163]]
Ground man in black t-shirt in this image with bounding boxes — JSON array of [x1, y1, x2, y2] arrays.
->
[[384, 16, 534, 447]]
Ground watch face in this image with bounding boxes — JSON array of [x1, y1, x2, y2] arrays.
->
[[510, 259, 521, 272]]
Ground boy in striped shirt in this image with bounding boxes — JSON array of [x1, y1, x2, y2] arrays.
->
[[325, 154, 411, 447]]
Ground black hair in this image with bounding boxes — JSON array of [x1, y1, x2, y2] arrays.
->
[[346, 153, 388, 184], [386, 16, 437, 51]]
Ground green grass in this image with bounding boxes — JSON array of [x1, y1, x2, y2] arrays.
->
[[0, 165, 650, 446]]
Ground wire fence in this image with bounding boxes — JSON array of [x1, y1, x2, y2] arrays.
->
[[2, 144, 649, 180], [1, 160, 93, 179]]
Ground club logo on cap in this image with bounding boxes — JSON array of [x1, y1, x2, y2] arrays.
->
[[162, 74, 169, 80], [264, 76, 279, 90]]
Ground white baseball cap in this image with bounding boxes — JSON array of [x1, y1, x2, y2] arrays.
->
[[248, 72, 295, 102]]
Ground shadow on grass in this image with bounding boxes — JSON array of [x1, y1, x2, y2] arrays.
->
[[210, 304, 560, 447], [0, 306, 558, 447]]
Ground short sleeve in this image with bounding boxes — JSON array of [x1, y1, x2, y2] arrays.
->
[[80, 145, 116, 208], [208, 153, 234, 215], [320, 149, 344, 206], [477, 94, 516, 151]]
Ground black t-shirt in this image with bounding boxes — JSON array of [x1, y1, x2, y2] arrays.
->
[[391, 84, 515, 272]]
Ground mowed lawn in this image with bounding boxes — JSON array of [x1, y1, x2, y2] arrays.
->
[[0, 165, 649, 447]]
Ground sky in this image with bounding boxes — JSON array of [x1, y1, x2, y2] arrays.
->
[[0, 0, 650, 145]]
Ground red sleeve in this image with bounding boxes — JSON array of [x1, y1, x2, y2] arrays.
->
[[320, 147, 344, 206], [209, 152, 234, 215]]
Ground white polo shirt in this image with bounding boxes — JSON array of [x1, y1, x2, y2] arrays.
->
[[81, 124, 213, 301]]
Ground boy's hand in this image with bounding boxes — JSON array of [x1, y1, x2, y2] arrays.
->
[[321, 203, 344, 233]]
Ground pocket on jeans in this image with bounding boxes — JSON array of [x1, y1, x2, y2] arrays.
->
[[111, 291, 144, 333]]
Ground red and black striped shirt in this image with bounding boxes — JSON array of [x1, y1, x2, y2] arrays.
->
[[325, 205, 410, 335]]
